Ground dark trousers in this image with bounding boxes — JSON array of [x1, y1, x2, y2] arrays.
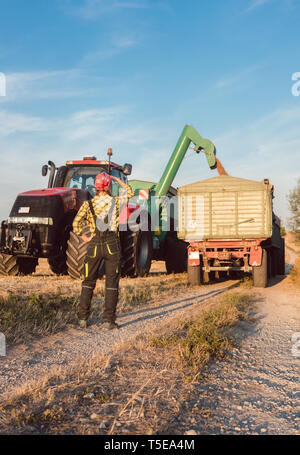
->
[[78, 231, 121, 322]]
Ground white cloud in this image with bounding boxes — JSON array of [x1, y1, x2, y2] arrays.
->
[[80, 33, 139, 66], [0, 110, 48, 136], [69, 0, 149, 20], [0, 69, 96, 102], [215, 64, 264, 90], [245, 0, 271, 13]]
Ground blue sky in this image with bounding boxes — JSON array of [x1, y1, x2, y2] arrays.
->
[[0, 0, 300, 223]]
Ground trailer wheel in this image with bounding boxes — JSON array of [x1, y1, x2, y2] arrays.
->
[[278, 238, 285, 275], [165, 236, 187, 274], [0, 253, 38, 276], [187, 261, 203, 285], [253, 248, 268, 287], [120, 228, 153, 277]]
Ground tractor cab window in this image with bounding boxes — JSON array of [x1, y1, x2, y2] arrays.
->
[[111, 170, 128, 196], [65, 167, 106, 197], [64, 166, 127, 197]]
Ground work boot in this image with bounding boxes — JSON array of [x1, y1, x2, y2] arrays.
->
[[102, 321, 119, 330], [78, 319, 87, 329]]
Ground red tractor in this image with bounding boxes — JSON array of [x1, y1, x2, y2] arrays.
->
[[0, 153, 153, 279]]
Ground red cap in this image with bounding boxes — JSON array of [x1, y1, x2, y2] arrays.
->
[[95, 172, 112, 192]]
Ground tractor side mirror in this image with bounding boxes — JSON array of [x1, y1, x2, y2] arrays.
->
[[123, 163, 132, 176], [42, 165, 48, 177]]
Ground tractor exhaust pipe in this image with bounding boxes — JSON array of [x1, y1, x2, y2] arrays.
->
[[48, 161, 56, 188]]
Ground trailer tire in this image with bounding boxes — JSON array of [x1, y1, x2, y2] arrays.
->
[[187, 261, 203, 285], [253, 248, 268, 287], [0, 253, 38, 276]]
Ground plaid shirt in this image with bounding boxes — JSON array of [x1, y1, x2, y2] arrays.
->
[[72, 186, 135, 235]]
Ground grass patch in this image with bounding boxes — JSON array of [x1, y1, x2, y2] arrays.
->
[[150, 293, 251, 373], [0, 293, 77, 344], [239, 275, 253, 288], [290, 256, 300, 286]]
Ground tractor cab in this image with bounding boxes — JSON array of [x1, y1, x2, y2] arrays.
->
[[43, 153, 132, 198]]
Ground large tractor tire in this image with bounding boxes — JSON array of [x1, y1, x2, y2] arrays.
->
[[253, 248, 268, 288], [165, 236, 188, 274], [120, 229, 153, 277], [66, 230, 89, 280], [0, 253, 38, 276], [66, 223, 105, 280]]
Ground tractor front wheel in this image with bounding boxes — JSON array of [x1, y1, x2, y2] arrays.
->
[[0, 253, 38, 276]]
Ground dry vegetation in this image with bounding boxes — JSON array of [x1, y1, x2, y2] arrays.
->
[[290, 257, 300, 286], [286, 231, 300, 286], [0, 292, 252, 435]]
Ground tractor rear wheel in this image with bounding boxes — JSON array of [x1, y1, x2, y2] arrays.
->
[[66, 228, 105, 280], [253, 248, 268, 287], [165, 236, 188, 274], [0, 253, 38, 276], [120, 229, 153, 277], [66, 230, 89, 280]]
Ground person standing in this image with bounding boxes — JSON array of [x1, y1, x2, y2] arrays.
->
[[72, 172, 134, 330]]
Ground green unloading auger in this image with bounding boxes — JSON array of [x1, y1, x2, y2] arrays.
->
[[154, 124, 225, 197]]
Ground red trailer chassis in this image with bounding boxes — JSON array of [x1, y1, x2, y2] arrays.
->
[[188, 239, 266, 272]]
